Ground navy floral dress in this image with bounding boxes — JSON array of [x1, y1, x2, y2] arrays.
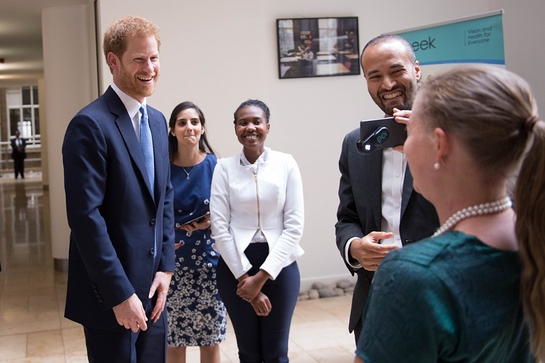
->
[[166, 154, 227, 346]]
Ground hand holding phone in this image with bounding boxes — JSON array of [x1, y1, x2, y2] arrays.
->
[[175, 212, 209, 230], [356, 117, 407, 155]]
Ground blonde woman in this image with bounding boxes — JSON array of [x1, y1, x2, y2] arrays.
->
[[355, 65, 538, 362]]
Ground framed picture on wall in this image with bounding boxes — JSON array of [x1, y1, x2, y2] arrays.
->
[[276, 16, 360, 79]]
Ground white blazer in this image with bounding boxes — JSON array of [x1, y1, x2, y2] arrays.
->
[[210, 148, 304, 279]]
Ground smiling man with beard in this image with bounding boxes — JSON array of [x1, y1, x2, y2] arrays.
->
[[62, 15, 174, 362], [335, 34, 439, 344]]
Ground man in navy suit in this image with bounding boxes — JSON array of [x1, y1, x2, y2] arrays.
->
[[335, 34, 439, 343], [62, 15, 174, 362]]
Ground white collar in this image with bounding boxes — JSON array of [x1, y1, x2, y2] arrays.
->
[[111, 83, 146, 120], [240, 147, 270, 166]]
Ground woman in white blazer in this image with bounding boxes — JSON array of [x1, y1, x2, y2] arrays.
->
[[210, 99, 304, 363]]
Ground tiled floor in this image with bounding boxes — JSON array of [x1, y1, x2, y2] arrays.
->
[[0, 174, 356, 362]]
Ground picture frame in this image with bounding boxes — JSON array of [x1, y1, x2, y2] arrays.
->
[[276, 16, 360, 79]]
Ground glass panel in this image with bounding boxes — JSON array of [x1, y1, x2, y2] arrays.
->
[[34, 108, 40, 135], [22, 86, 31, 105], [9, 108, 20, 135], [32, 86, 39, 104], [23, 107, 32, 121]]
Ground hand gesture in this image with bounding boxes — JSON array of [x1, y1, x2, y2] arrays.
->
[[349, 231, 399, 271]]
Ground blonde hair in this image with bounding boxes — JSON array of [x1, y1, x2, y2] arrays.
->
[[419, 64, 544, 360], [103, 15, 160, 72], [515, 120, 545, 360], [417, 65, 534, 175]]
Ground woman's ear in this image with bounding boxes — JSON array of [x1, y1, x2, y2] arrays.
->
[[434, 127, 449, 163]]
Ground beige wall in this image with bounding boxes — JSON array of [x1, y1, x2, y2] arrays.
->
[[42, 4, 98, 264], [94, 0, 545, 289]]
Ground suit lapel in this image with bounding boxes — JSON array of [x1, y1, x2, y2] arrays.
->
[[105, 87, 155, 200], [369, 151, 383, 229], [401, 165, 414, 219], [148, 107, 163, 201]]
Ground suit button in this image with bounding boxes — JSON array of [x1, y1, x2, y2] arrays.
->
[[150, 247, 155, 255], [150, 218, 156, 226], [98, 299, 104, 303]]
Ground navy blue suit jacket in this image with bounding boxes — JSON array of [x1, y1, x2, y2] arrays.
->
[[62, 86, 175, 330], [335, 128, 439, 332]]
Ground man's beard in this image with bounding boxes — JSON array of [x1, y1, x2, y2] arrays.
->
[[376, 80, 420, 115]]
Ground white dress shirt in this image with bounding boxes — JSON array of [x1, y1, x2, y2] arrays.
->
[[111, 83, 146, 139], [344, 148, 406, 268]]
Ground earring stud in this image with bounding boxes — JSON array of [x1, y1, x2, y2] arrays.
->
[[434, 162, 440, 170]]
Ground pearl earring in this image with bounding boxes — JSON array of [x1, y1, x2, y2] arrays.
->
[[434, 162, 440, 170]]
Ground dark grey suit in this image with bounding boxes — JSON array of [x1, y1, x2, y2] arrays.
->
[[335, 127, 439, 337]]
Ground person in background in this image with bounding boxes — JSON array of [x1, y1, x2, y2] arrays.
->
[[166, 101, 226, 363], [11, 130, 26, 179], [335, 33, 439, 343], [62, 15, 174, 362], [355, 64, 537, 362], [210, 99, 304, 363]]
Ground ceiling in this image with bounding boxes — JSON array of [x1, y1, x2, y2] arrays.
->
[[0, 0, 90, 88]]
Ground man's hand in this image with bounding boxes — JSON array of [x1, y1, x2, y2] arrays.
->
[[112, 294, 147, 332], [392, 108, 411, 125], [250, 292, 272, 316], [237, 270, 270, 301], [349, 231, 399, 271], [392, 108, 411, 152], [148, 271, 173, 323]]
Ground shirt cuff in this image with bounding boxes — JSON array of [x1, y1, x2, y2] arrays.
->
[[345, 237, 362, 269]]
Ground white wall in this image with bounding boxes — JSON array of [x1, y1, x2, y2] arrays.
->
[[96, 0, 545, 290]]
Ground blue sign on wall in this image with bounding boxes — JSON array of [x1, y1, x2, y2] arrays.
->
[[396, 12, 504, 66]]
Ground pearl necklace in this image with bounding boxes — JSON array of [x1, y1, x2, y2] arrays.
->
[[431, 196, 512, 237], [181, 166, 195, 180]]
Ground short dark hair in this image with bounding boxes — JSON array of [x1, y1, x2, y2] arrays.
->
[[233, 99, 270, 124], [360, 34, 416, 71]]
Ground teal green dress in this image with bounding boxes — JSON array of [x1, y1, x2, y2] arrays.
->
[[356, 231, 534, 363]]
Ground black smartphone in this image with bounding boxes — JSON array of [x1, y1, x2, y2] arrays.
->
[[356, 117, 407, 155], [175, 212, 208, 229]]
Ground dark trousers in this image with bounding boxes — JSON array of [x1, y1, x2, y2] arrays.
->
[[13, 156, 24, 178], [217, 243, 300, 363], [83, 299, 167, 363]]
